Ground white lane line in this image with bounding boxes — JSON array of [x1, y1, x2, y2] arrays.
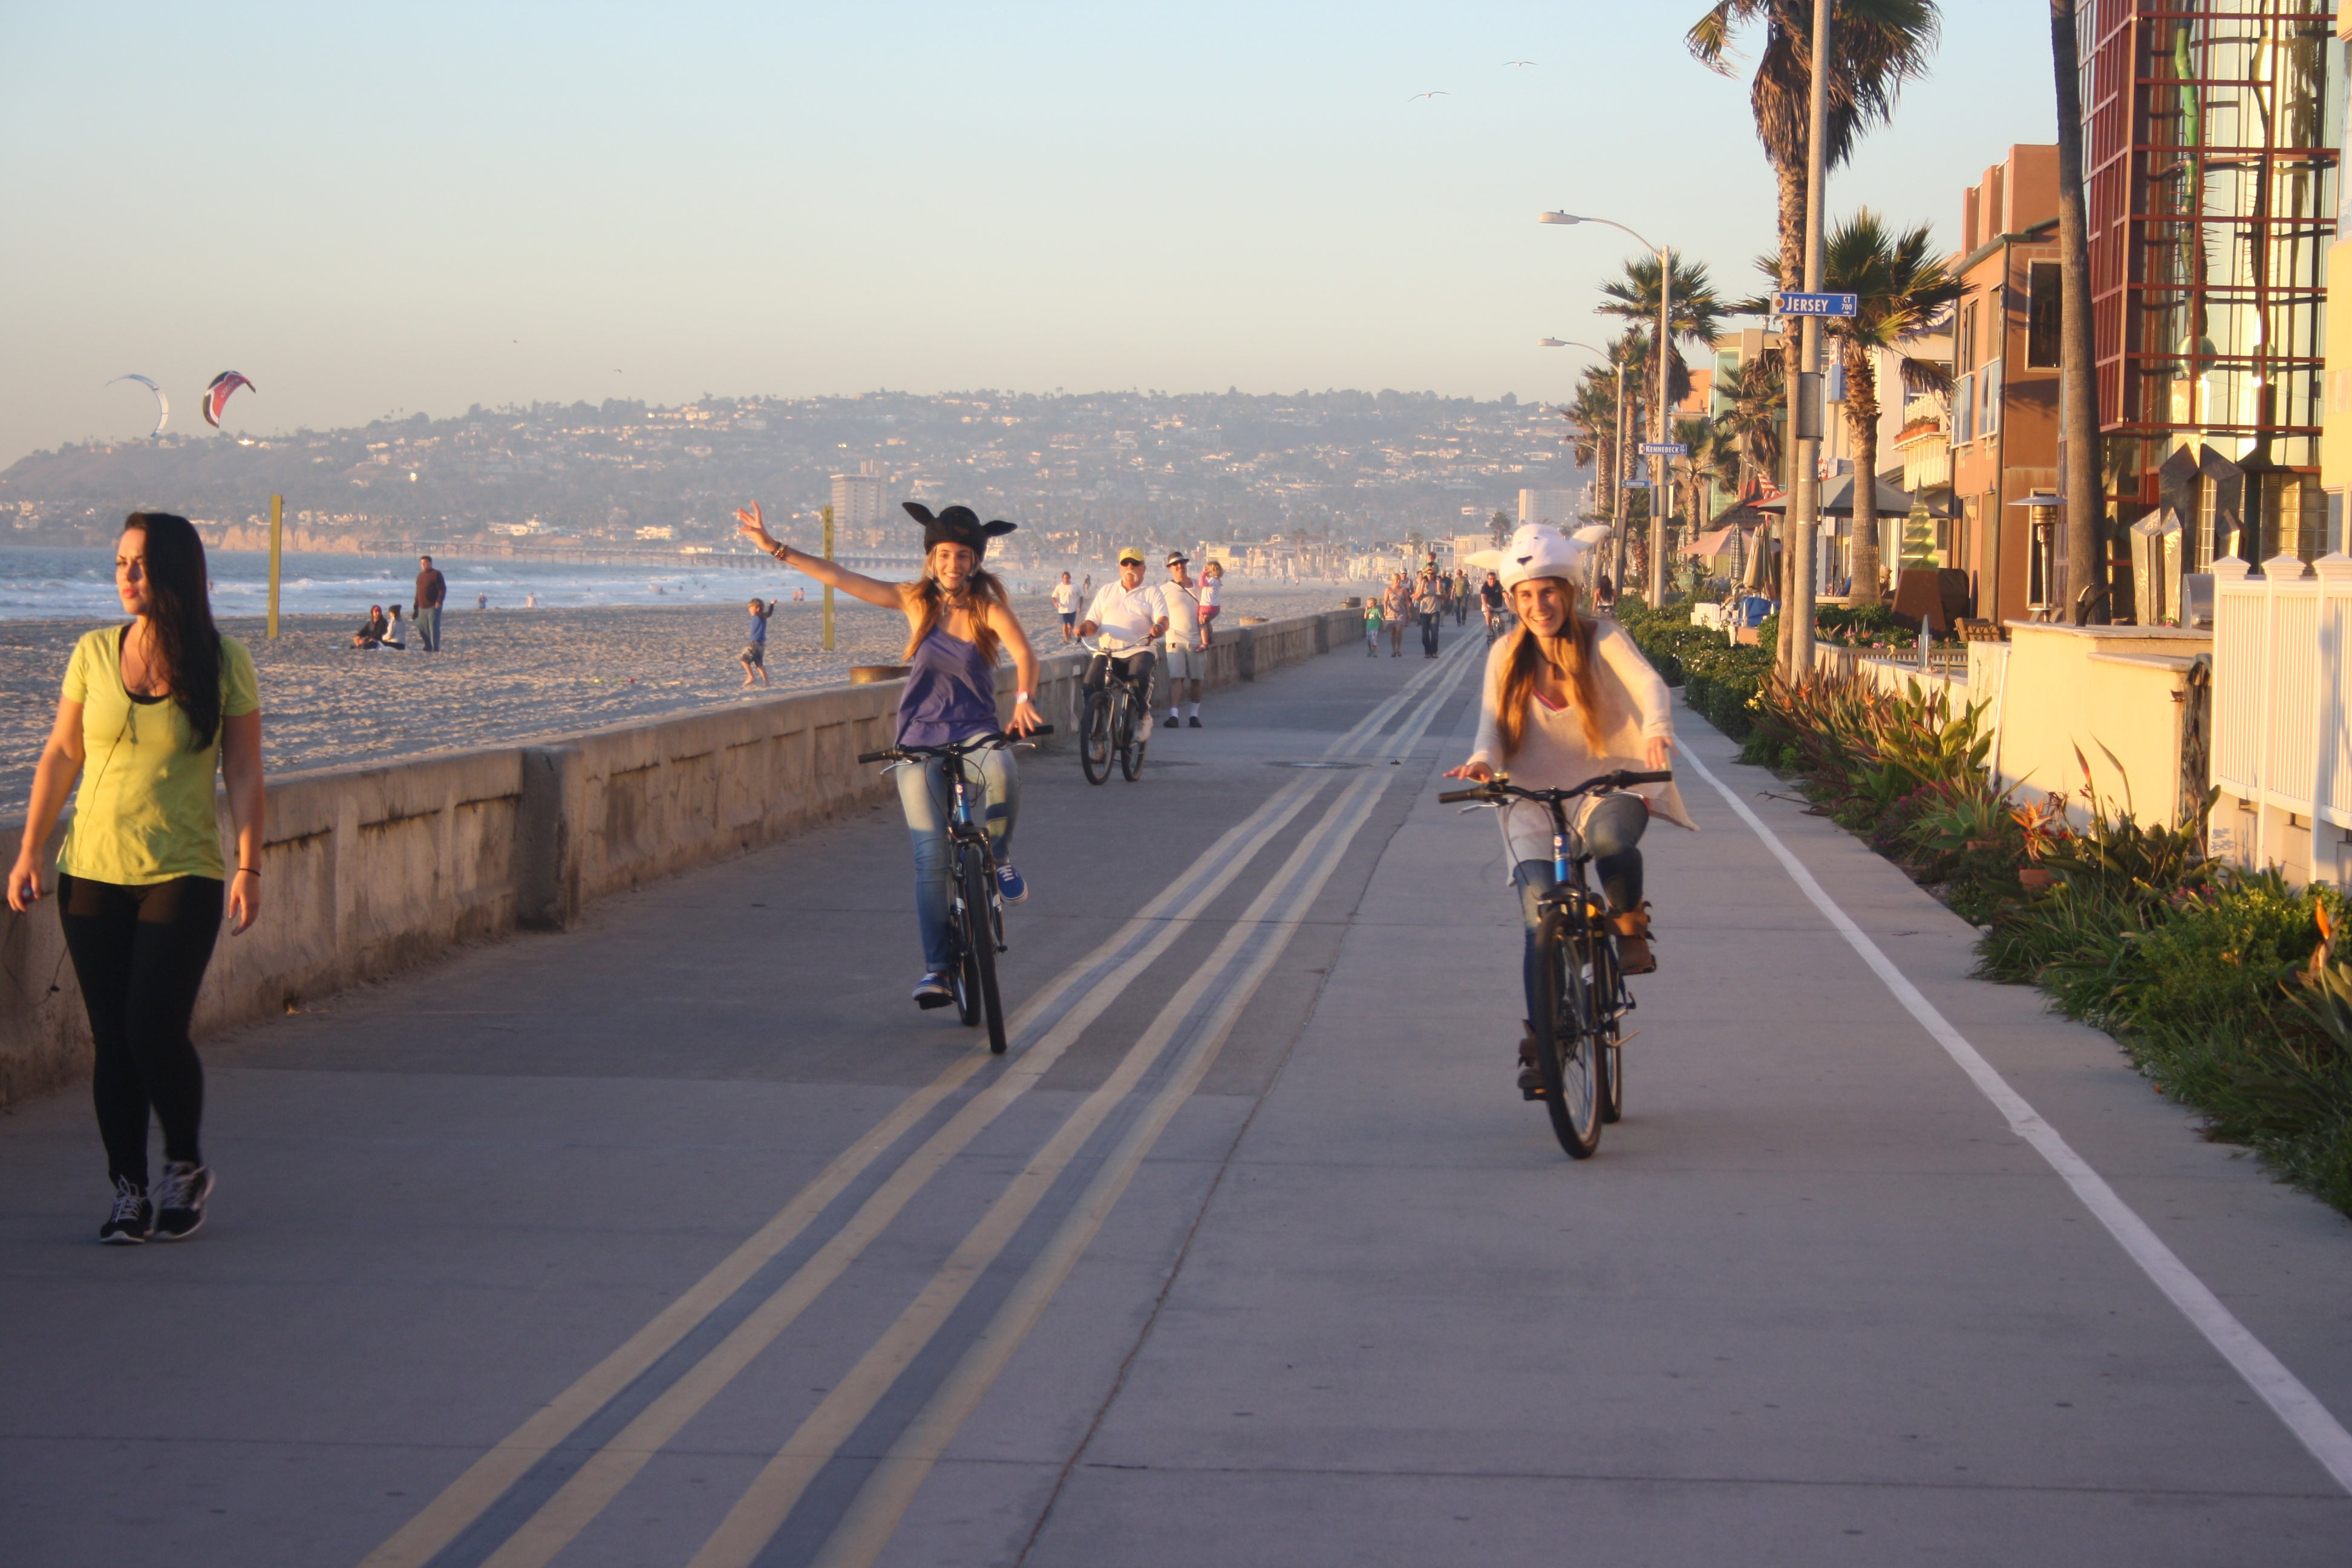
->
[[367, 647, 1459, 1568], [689, 773, 1393, 1568], [1682, 742, 2352, 1494]]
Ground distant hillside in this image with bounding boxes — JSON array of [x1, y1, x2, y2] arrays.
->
[[0, 388, 1584, 554]]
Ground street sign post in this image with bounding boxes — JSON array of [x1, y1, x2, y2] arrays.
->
[[1622, 479, 1651, 488], [1639, 442, 1690, 457], [1776, 290, 1860, 318]]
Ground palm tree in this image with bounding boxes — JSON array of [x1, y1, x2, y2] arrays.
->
[[1716, 353, 1785, 490], [1815, 209, 1958, 605], [1597, 255, 1725, 414], [1687, 0, 1941, 486]]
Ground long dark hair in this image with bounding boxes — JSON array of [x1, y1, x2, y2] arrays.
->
[[122, 512, 224, 750], [902, 549, 1010, 665]]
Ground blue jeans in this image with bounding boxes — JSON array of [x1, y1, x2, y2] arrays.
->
[[1509, 792, 1648, 1025], [895, 748, 1021, 973], [415, 605, 442, 651]]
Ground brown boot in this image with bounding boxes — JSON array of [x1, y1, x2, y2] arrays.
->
[[1611, 909, 1656, 975]]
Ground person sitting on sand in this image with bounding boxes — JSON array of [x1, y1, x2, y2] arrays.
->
[[381, 604, 407, 650], [740, 598, 775, 687], [351, 606, 386, 650]]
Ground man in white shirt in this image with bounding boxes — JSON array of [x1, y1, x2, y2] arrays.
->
[[1077, 547, 1166, 736], [1159, 551, 1209, 728], [1050, 571, 1081, 644]]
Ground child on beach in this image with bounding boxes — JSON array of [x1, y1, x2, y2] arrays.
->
[[740, 598, 775, 687], [381, 604, 407, 650], [351, 605, 386, 649], [8, 512, 265, 1243]]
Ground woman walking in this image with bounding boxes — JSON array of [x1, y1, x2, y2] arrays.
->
[[7, 512, 264, 1243], [735, 498, 1042, 1009], [1382, 571, 1411, 657]]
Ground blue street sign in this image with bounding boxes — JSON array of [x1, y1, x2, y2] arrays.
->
[[1777, 290, 1860, 318], [1622, 479, 1651, 488], [1640, 442, 1690, 456]]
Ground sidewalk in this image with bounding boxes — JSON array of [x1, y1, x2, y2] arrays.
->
[[2, 630, 2348, 1567]]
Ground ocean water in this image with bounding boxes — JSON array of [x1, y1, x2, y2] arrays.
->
[[0, 546, 823, 623]]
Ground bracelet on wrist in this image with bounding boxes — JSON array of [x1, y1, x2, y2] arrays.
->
[[236, 866, 260, 877]]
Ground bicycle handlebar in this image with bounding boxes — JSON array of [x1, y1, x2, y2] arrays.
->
[[857, 727, 1053, 766], [1436, 768, 1671, 806]]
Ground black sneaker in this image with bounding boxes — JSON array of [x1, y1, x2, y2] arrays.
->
[[99, 1177, 152, 1245], [912, 972, 955, 1010], [152, 1161, 213, 1241], [1187, 716, 1202, 728], [1517, 1025, 1544, 1101]]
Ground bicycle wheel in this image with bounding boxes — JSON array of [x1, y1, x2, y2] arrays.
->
[[948, 844, 983, 1028], [1080, 689, 1112, 785], [1117, 688, 1148, 781], [1533, 908, 1606, 1158], [960, 848, 1007, 1053], [1590, 935, 1625, 1124]]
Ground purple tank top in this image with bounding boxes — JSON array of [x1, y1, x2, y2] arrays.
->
[[896, 627, 999, 746]]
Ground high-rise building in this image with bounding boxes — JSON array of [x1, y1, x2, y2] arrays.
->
[[831, 464, 888, 546], [1518, 489, 1579, 528], [2084, 0, 2341, 572]]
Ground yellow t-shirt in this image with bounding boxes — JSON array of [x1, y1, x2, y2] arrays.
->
[[57, 627, 261, 886]]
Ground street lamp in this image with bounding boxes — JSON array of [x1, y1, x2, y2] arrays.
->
[[1539, 337, 1632, 603], [1541, 211, 1675, 607]]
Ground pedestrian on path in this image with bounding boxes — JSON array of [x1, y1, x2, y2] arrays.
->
[[1159, 551, 1207, 728], [1051, 572, 1081, 644], [7, 512, 265, 1244], [740, 598, 774, 687], [736, 498, 1043, 1011], [1414, 569, 1442, 658], [1364, 595, 1383, 655], [1382, 571, 1411, 657], [413, 556, 446, 652], [1445, 523, 1692, 1088]]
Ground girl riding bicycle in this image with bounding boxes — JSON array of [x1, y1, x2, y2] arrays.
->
[[1446, 524, 1694, 1073], [736, 499, 1044, 1010]]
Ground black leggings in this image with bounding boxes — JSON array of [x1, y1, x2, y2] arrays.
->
[[57, 874, 223, 1188]]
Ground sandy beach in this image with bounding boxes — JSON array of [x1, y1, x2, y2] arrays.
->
[[0, 584, 1351, 803]]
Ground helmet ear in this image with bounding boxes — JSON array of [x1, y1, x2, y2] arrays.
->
[[901, 501, 937, 526]]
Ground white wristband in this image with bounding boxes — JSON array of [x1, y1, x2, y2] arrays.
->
[[1015, 691, 1031, 704]]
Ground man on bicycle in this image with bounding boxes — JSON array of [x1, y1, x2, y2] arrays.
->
[[1077, 548, 1166, 739], [1479, 569, 1507, 637], [1158, 550, 1208, 729]]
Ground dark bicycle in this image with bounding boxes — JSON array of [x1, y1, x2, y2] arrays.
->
[[1078, 642, 1150, 785], [857, 728, 1050, 1053], [1437, 768, 1672, 1157]]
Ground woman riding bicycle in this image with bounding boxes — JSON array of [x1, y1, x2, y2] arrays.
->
[[1445, 524, 1694, 1077], [736, 498, 1043, 1010]]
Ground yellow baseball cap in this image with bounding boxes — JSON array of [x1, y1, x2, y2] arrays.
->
[[1117, 547, 1145, 565]]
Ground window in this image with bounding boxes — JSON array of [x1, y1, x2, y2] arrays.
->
[[1980, 359, 2004, 437], [2027, 262, 2063, 369], [1954, 372, 1976, 443]]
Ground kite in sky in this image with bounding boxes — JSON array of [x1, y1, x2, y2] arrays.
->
[[203, 371, 255, 429], [107, 374, 168, 437]]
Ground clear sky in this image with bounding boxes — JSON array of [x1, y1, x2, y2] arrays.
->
[[0, 0, 2059, 466]]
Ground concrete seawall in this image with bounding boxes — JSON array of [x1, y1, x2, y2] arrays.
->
[[0, 609, 1356, 1107]]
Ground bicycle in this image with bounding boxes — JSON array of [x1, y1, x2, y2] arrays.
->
[[1437, 768, 1672, 1158], [857, 727, 1051, 1053], [1077, 641, 1151, 785], [1482, 603, 1509, 645]]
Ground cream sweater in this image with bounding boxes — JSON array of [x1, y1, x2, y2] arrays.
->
[[1466, 622, 1697, 865]]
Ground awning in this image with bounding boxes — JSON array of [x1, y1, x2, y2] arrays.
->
[[1753, 473, 1956, 518]]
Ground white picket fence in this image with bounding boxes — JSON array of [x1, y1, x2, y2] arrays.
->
[[2212, 553, 2352, 871]]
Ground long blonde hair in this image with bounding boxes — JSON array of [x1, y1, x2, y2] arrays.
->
[[903, 562, 1011, 665], [1491, 590, 1606, 760]]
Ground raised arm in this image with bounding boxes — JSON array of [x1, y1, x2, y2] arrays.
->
[[734, 502, 904, 612], [984, 599, 1045, 736]]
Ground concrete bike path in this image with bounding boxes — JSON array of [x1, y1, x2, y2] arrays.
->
[[0, 632, 1485, 1568], [985, 685, 2352, 1567]]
